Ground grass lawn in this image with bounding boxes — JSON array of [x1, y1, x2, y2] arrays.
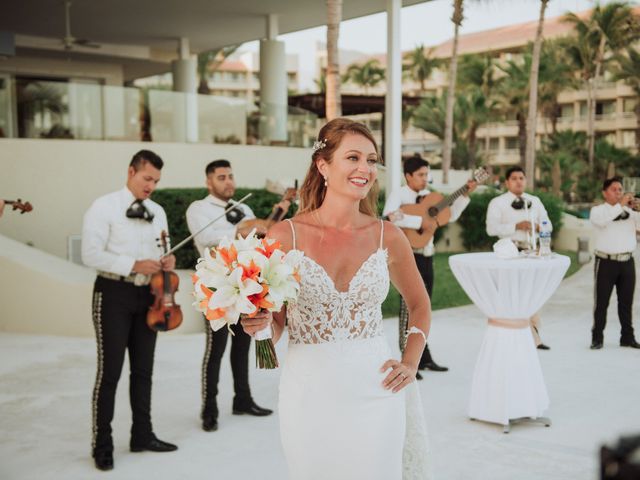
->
[[381, 250, 582, 318]]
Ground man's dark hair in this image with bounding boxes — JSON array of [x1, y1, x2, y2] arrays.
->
[[505, 166, 525, 180], [206, 159, 231, 176], [602, 176, 623, 191], [403, 154, 429, 176], [129, 149, 163, 171]]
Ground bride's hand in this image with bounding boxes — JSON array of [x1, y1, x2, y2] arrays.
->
[[380, 359, 417, 393], [240, 310, 273, 337]]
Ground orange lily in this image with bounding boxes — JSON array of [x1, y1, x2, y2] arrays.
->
[[218, 244, 238, 267], [247, 285, 274, 316], [240, 260, 261, 282], [256, 238, 281, 258]]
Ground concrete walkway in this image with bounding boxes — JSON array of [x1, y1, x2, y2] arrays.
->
[[1, 252, 639, 480]]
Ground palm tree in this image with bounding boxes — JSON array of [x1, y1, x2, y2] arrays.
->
[[314, 72, 327, 94], [196, 45, 240, 95], [442, 0, 464, 184], [496, 55, 531, 167], [457, 54, 497, 98], [326, 0, 342, 120], [538, 130, 587, 199], [613, 47, 640, 151], [524, 0, 550, 189], [402, 45, 440, 94], [537, 39, 579, 135], [342, 60, 386, 95], [563, 2, 640, 171]]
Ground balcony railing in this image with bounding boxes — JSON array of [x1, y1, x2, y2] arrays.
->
[[3, 80, 317, 148]]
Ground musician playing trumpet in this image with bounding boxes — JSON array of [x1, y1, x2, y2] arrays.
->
[[383, 154, 476, 375]]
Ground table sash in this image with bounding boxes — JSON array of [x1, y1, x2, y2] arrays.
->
[[488, 318, 530, 329]]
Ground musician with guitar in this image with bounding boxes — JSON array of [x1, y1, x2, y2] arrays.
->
[[383, 154, 478, 375], [186, 159, 292, 433], [81, 150, 178, 471]]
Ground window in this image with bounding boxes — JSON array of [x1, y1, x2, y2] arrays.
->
[[623, 98, 637, 113], [560, 104, 574, 118], [488, 138, 500, 150], [505, 137, 519, 150], [596, 101, 615, 116], [621, 130, 635, 147]]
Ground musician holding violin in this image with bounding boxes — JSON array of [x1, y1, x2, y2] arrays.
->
[[383, 154, 477, 376], [186, 159, 292, 433], [81, 150, 178, 471]]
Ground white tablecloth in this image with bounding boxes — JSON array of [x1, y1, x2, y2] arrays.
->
[[449, 252, 570, 425]]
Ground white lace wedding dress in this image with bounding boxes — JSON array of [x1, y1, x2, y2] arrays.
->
[[280, 219, 431, 480]]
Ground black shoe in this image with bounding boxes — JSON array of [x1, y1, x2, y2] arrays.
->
[[130, 435, 178, 453], [590, 341, 603, 350], [620, 340, 640, 349], [93, 452, 114, 471], [202, 415, 218, 432], [416, 371, 423, 381], [537, 344, 550, 350], [424, 361, 448, 372], [232, 400, 273, 416]]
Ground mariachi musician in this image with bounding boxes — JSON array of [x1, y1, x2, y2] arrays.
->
[[81, 150, 178, 472], [383, 154, 476, 376], [186, 159, 292, 432]]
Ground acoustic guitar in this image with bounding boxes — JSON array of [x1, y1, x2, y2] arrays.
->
[[3, 199, 33, 214], [400, 168, 490, 249]]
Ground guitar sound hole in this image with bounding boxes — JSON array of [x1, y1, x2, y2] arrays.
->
[[428, 207, 439, 217]]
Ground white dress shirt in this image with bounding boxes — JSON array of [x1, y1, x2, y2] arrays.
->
[[186, 194, 256, 257], [486, 191, 552, 244], [81, 187, 168, 276], [383, 185, 470, 256], [590, 202, 640, 254]]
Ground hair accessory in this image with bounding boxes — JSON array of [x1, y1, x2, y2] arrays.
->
[[312, 139, 327, 154]]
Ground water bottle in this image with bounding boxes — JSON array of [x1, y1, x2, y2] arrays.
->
[[539, 221, 552, 257]]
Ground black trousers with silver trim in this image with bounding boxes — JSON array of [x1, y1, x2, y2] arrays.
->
[[593, 256, 636, 343], [201, 319, 252, 419], [399, 254, 434, 366], [91, 277, 156, 455]]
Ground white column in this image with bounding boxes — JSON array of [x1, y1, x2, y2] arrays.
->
[[171, 37, 198, 143], [259, 14, 287, 144], [385, 0, 402, 194]]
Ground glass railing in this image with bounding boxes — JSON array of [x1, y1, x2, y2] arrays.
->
[[4, 79, 317, 147]]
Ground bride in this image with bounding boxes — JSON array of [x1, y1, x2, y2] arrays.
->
[[241, 118, 431, 479]]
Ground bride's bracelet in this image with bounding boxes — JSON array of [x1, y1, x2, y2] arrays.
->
[[406, 326, 427, 343]]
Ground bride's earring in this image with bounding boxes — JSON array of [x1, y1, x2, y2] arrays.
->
[[324, 176, 328, 187]]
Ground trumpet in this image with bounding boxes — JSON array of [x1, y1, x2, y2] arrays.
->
[[625, 192, 640, 212]]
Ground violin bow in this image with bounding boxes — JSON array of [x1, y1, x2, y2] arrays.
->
[[163, 193, 253, 257]]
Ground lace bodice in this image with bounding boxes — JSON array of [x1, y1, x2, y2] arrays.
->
[[285, 219, 390, 344]]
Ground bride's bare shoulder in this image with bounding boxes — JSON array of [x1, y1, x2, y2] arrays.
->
[[266, 220, 295, 250]]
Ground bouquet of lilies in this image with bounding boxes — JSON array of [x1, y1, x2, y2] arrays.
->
[[192, 230, 302, 369]]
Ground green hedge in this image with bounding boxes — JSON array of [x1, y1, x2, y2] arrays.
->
[[152, 188, 297, 269], [456, 188, 564, 251], [154, 186, 561, 268]]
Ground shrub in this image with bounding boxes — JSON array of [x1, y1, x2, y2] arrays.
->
[[457, 188, 564, 251]]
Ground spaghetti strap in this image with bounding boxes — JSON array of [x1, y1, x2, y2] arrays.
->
[[286, 219, 297, 249], [379, 219, 384, 249]]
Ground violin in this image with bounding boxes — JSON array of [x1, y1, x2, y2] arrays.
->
[[147, 230, 183, 332], [241, 182, 298, 237], [3, 199, 33, 214]]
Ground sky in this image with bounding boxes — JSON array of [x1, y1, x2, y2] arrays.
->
[[242, 0, 627, 91]]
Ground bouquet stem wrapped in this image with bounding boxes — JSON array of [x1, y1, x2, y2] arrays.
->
[[192, 230, 302, 369], [254, 323, 278, 369]]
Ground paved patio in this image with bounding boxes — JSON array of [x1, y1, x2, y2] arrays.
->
[[1, 251, 639, 480]]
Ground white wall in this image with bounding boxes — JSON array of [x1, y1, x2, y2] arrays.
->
[[0, 138, 318, 259], [0, 233, 208, 337]]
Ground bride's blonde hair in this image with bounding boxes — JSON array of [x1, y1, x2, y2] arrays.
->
[[298, 118, 381, 217]]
